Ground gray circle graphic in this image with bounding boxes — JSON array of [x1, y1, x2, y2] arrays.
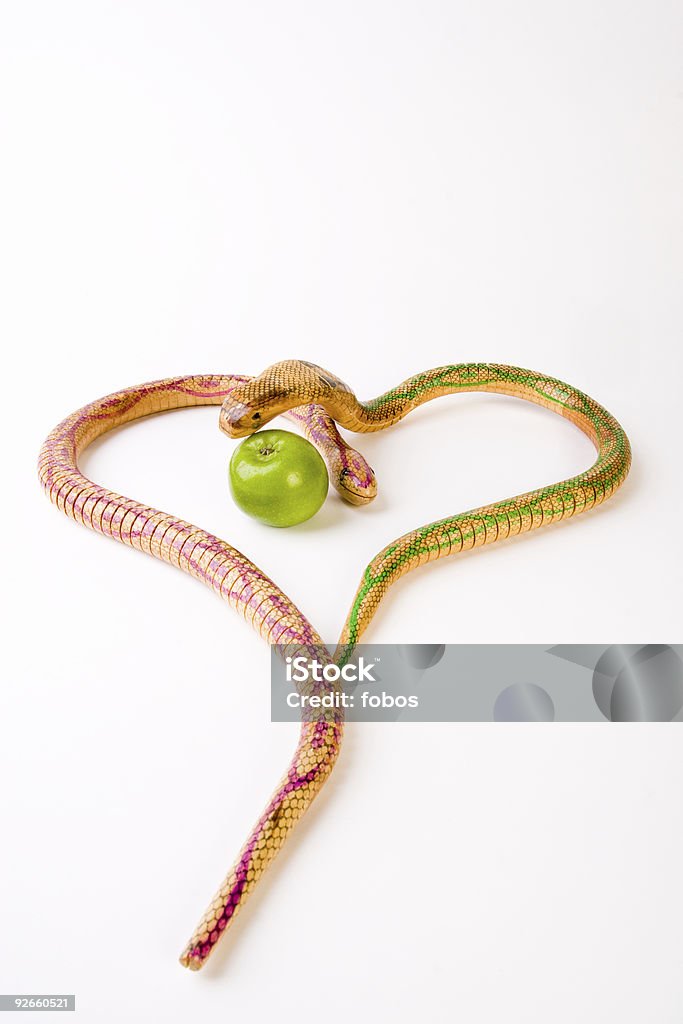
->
[[494, 683, 555, 722], [592, 644, 683, 722], [398, 644, 446, 670]]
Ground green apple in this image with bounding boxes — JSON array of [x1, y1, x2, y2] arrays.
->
[[229, 429, 329, 527]]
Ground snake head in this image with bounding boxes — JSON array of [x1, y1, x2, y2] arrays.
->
[[219, 379, 291, 437], [219, 394, 275, 437], [219, 360, 348, 438], [337, 458, 377, 506]]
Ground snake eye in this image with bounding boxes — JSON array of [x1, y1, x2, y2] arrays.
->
[[252, 412, 261, 421]]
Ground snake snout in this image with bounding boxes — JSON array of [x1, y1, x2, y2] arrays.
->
[[219, 399, 267, 438], [338, 460, 378, 506]]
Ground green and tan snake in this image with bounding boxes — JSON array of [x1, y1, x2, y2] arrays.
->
[[38, 360, 631, 969]]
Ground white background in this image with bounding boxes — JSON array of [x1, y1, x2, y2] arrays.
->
[[1, 3, 682, 1022]]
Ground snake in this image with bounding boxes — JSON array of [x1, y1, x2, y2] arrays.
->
[[38, 360, 631, 970]]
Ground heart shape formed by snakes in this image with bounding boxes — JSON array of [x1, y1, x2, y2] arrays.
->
[[38, 360, 631, 970]]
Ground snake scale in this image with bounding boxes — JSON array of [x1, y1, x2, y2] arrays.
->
[[38, 360, 631, 969]]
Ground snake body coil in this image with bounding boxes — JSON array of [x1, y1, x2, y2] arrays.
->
[[39, 361, 631, 969]]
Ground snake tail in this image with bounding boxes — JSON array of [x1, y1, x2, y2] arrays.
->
[[38, 375, 344, 971]]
